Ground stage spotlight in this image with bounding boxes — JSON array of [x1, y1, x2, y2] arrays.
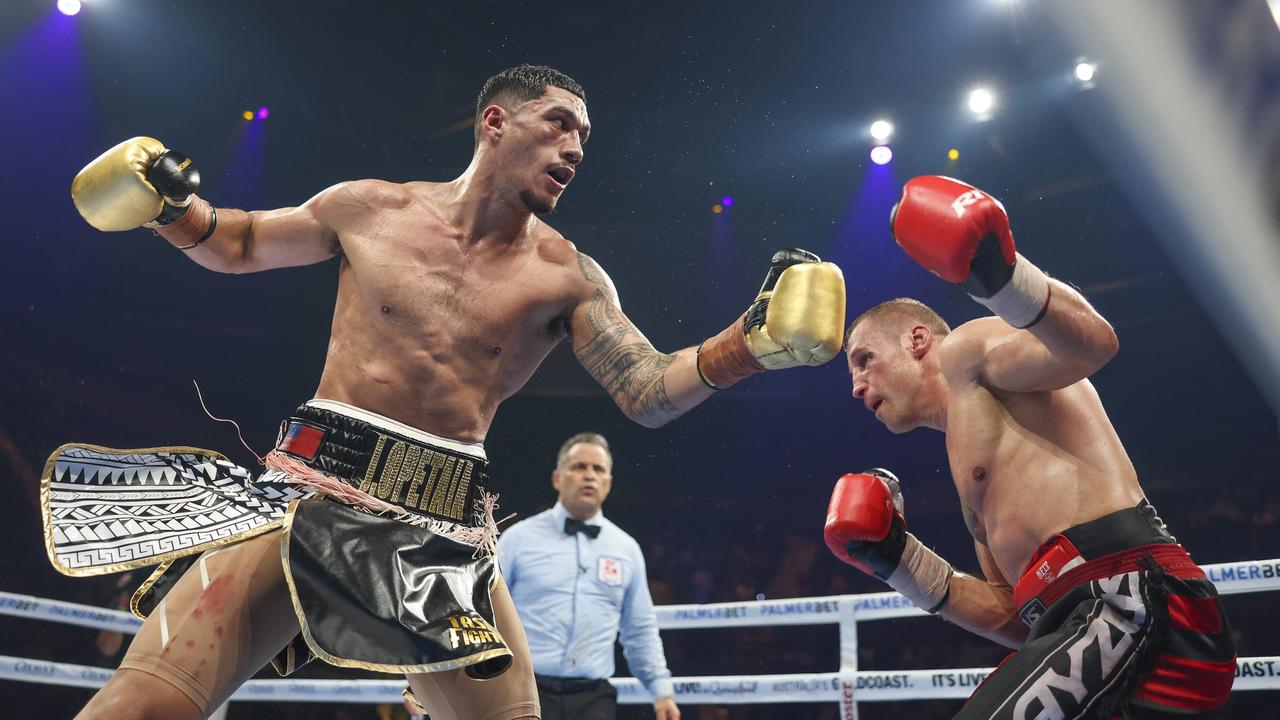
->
[[870, 145, 893, 165], [1074, 61, 1096, 84], [242, 111, 254, 121], [721, 196, 734, 207], [712, 204, 723, 214], [948, 148, 960, 161], [257, 106, 270, 120], [57, 0, 81, 16], [968, 87, 995, 115], [869, 119, 894, 142]]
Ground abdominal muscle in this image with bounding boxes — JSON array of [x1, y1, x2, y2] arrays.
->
[[309, 257, 567, 444], [313, 337, 495, 443]]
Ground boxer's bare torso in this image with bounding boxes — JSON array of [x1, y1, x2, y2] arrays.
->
[[181, 86, 710, 442], [312, 179, 590, 442], [848, 291, 1133, 645], [73, 76, 765, 720], [843, 178, 1173, 651], [940, 318, 1144, 582]]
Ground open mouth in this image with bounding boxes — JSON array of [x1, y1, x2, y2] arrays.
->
[[547, 166, 573, 188], [868, 398, 884, 414]]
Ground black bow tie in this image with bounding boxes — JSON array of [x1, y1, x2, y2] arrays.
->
[[564, 517, 601, 539]]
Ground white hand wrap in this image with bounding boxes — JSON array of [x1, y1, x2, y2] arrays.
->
[[971, 253, 1051, 329], [886, 533, 954, 613]]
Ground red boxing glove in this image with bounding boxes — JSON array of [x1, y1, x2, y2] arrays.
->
[[890, 175, 1050, 328], [823, 470, 907, 579], [823, 469, 955, 613]]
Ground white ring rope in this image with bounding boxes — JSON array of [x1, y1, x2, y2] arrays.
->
[[2, 558, 1278, 706], [0, 655, 1276, 704]]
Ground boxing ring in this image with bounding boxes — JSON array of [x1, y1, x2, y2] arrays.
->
[[3, 558, 1279, 717]]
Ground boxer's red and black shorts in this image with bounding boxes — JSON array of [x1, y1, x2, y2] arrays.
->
[[955, 500, 1234, 719]]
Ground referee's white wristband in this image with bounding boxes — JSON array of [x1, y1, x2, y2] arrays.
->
[[971, 254, 1051, 329]]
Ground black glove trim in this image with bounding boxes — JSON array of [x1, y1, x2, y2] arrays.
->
[[154, 200, 191, 226], [960, 233, 1015, 298]]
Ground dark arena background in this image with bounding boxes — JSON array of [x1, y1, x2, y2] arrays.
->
[[3, 1, 1279, 718]]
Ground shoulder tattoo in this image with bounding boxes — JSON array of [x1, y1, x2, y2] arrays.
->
[[576, 251, 607, 286]]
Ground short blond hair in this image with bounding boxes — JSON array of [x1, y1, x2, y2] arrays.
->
[[846, 298, 951, 344]]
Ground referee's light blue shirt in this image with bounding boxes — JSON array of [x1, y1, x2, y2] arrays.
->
[[497, 502, 675, 700]]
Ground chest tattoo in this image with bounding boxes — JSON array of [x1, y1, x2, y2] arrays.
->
[[963, 504, 988, 545]]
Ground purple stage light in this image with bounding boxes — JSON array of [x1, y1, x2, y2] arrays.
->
[[57, 0, 81, 16], [721, 196, 734, 207], [257, 106, 270, 120]]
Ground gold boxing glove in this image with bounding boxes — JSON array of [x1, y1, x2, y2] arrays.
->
[[698, 249, 846, 389], [70, 137, 213, 249], [72, 137, 170, 231]]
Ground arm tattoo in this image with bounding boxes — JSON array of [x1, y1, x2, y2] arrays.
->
[[576, 251, 607, 286], [963, 505, 988, 545], [574, 254, 681, 425]]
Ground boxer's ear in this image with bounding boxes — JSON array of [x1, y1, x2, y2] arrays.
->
[[908, 324, 933, 358], [479, 104, 506, 145]]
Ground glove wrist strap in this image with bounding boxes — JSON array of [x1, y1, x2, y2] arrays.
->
[[886, 534, 954, 613], [971, 253, 1051, 329], [148, 195, 193, 227], [154, 195, 217, 251], [697, 313, 765, 389], [694, 344, 721, 390]]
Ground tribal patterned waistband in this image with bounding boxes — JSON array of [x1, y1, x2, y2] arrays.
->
[[276, 401, 489, 527]]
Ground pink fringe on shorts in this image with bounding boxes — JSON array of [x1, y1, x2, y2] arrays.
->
[[263, 450, 500, 555]]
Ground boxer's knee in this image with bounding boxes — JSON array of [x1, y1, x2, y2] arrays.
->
[[77, 668, 202, 720]]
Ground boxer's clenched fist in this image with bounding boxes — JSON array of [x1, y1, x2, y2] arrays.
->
[[71, 137, 215, 249], [697, 248, 846, 389], [824, 468, 954, 613], [890, 175, 1050, 328]]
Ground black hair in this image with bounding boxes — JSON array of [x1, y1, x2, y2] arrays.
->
[[474, 64, 585, 144]]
